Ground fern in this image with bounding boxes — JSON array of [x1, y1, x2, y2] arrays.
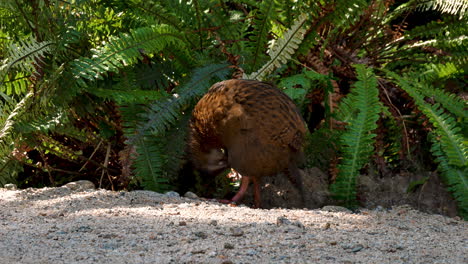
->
[[132, 137, 171, 192], [416, 0, 467, 18], [417, 83, 468, 120], [419, 61, 466, 82], [1, 71, 30, 96], [386, 71, 468, 216], [3, 37, 53, 74], [390, 0, 467, 20], [70, 25, 187, 88], [244, 1, 277, 72], [245, 13, 308, 80], [0, 99, 20, 185], [0, 91, 34, 140], [136, 63, 230, 138], [330, 64, 382, 207], [429, 134, 468, 218], [387, 71, 467, 167], [118, 63, 229, 191]]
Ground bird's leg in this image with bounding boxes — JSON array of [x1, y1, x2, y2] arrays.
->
[[230, 175, 251, 203], [252, 177, 261, 208], [218, 175, 251, 205]]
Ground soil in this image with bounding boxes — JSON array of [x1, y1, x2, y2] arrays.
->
[[242, 168, 459, 217], [0, 176, 466, 264]]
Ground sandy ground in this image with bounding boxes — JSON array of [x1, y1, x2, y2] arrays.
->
[[0, 182, 466, 264]]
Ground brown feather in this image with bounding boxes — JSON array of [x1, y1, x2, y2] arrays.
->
[[188, 79, 307, 206]]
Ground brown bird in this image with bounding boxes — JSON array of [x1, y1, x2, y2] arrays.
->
[[188, 79, 307, 208]]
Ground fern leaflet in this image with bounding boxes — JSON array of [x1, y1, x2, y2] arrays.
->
[[70, 25, 186, 88], [246, 13, 308, 80], [330, 64, 382, 207], [387, 71, 467, 168]]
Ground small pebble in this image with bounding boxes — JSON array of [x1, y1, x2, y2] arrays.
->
[[246, 249, 257, 256], [321, 205, 352, 213], [322, 222, 331, 230], [179, 221, 187, 226], [351, 244, 364, 252], [63, 180, 95, 191], [230, 227, 244, 237], [224, 243, 234, 249], [184, 191, 198, 199], [101, 242, 120, 250], [209, 220, 218, 226], [277, 216, 292, 225], [293, 221, 305, 229], [193, 231, 208, 239], [165, 191, 180, 198], [75, 225, 92, 232], [4, 183, 17, 190]]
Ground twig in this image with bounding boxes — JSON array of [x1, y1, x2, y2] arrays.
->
[[79, 139, 103, 172], [378, 78, 410, 157], [99, 142, 112, 189]]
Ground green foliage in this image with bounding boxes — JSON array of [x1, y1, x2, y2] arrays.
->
[[70, 25, 187, 88], [3, 37, 52, 74], [406, 176, 429, 193], [136, 63, 230, 138], [388, 72, 467, 168], [386, 71, 467, 215], [245, 13, 309, 80], [0, 0, 466, 218], [131, 137, 171, 192], [278, 69, 334, 114], [329, 65, 382, 207], [430, 134, 468, 218], [415, 0, 467, 18], [244, 1, 277, 72]]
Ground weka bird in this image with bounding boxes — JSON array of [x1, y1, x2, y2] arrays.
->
[[188, 79, 307, 208]]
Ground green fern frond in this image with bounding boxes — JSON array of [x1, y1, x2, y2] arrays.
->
[[419, 61, 466, 82], [119, 103, 170, 192], [321, 0, 368, 28], [387, 71, 467, 168], [1, 37, 52, 79], [407, 35, 468, 53], [1, 71, 30, 96], [159, 113, 191, 182], [15, 110, 67, 134], [246, 13, 308, 80], [90, 88, 166, 105], [417, 0, 467, 18], [405, 17, 467, 40], [429, 134, 468, 219], [390, 0, 467, 21], [418, 82, 468, 120], [0, 138, 21, 186], [120, 63, 229, 189], [70, 25, 186, 88], [0, 99, 18, 185], [0, 91, 34, 140], [132, 137, 171, 192], [136, 63, 230, 138], [244, 1, 278, 71], [330, 64, 382, 207]]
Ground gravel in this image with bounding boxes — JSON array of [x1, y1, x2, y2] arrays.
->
[[0, 184, 466, 264]]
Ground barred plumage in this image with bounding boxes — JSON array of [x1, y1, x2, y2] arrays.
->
[[188, 79, 307, 207]]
